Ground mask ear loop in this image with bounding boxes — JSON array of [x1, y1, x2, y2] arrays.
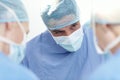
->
[[0, 2, 26, 45], [91, 0, 104, 54], [0, 36, 16, 45], [105, 36, 120, 53]]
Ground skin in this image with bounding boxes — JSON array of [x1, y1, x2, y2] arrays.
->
[[0, 22, 29, 55], [50, 21, 81, 37], [94, 23, 120, 54]]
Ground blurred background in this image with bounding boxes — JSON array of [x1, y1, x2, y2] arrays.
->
[[22, 0, 92, 41]]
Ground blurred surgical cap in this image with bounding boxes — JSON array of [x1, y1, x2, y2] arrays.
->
[[93, 0, 120, 24], [0, 0, 28, 23], [41, 0, 80, 30]]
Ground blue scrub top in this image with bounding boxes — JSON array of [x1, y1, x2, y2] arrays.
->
[[89, 49, 120, 80], [22, 23, 105, 80], [0, 52, 39, 80]]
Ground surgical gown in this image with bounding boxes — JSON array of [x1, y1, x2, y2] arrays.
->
[[0, 52, 39, 80], [22, 24, 105, 80], [89, 49, 120, 80]]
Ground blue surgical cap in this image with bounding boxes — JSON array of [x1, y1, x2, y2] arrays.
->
[[0, 0, 28, 23], [41, 0, 80, 30]]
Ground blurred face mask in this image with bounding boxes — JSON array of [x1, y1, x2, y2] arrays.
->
[[94, 35, 120, 59], [92, 18, 120, 59], [0, 2, 27, 64], [53, 27, 84, 52], [105, 36, 120, 53], [0, 36, 26, 64], [93, 35, 112, 59]]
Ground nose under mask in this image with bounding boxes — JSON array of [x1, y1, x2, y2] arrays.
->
[[52, 27, 84, 52]]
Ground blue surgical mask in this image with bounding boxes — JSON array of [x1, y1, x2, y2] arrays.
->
[[93, 33, 112, 60], [53, 27, 84, 52], [0, 36, 26, 64], [9, 42, 26, 64], [104, 36, 120, 57], [94, 33, 120, 60]]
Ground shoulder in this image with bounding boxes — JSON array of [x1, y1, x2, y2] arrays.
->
[[90, 55, 120, 80], [0, 53, 38, 80], [28, 30, 55, 46], [16, 64, 39, 80], [26, 30, 54, 50], [25, 30, 58, 56], [28, 30, 49, 45]]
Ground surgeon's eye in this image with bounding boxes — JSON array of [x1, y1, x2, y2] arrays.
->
[[51, 30, 65, 36], [70, 22, 80, 30]]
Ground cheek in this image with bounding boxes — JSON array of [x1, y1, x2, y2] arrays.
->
[[95, 27, 105, 41], [7, 28, 24, 44], [95, 27, 116, 50], [95, 28, 106, 50], [15, 31, 23, 44], [113, 27, 120, 36]]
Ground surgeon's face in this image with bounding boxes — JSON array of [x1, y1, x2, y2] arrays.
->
[[94, 23, 118, 51], [50, 21, 81, 37], [0, 22, 29, 54], [6, 22, 29, 44]]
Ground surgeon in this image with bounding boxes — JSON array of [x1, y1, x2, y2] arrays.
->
[[22, 0, 105, 80], [0, 0, 39, 80], [89, 0, 120, 79]]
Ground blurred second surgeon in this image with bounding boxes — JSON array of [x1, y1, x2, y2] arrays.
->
[[22, 0, 105, 80], [89, 0, 120, 79], [0, 0, 39, 80]]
